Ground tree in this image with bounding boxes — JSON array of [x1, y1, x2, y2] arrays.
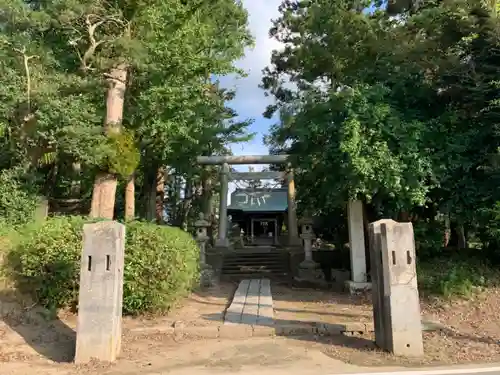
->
[[0, 0, 255, 224], [263, 0, 500, 252]]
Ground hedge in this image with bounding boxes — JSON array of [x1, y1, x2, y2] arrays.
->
[[4, 216, 200, 315]]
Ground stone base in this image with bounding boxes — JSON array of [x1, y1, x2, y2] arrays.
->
[[214, 238, 230, 248], [345, 280, 372, 295], [200, 264, 216, 288], [299, 259, 318, 269], [298, 260, 323, 281], [331, 269, 350, 284]]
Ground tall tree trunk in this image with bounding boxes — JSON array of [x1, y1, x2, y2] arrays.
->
[[443, 214, 451, 247], [144, 169, 157, 222], [155, 167, 166, 224], [125, 174, 135, 221], [90, 64, 127, 219], [456, 224, 467, 249], [70, 162, 81, 198], [202, 175, 213, 218], [202, 175, 215, 242], [398, 210, 410, 222], [171, 175, 181, 223], [175, 180, 193, 229]]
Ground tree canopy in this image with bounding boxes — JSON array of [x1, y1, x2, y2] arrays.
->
[[263, 0, 500, 252], [0, 0, 255, 227]]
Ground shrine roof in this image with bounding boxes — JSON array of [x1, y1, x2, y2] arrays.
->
[[227, 188, 288, 212]]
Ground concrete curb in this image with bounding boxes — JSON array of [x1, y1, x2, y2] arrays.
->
[[127, 321, 376, 339], [127, 319, 446, 340]]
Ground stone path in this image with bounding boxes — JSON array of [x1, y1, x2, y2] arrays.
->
[[224, 279, 274, 326]]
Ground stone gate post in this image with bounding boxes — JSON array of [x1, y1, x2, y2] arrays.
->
[[345, 200, 370, 294], [375, 220, 424, 357], [75, 221, 125, 364]]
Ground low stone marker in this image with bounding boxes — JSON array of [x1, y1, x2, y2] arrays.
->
[[369, 219, 424, 357], [75, 221, 125, 364]]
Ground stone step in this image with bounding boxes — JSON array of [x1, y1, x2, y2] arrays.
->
[[224, 278, 274, 326], [221, 251, 290, 282], [223, 259, 286, 266]]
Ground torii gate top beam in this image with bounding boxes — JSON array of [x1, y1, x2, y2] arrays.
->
[[197, 154, 290, 165]]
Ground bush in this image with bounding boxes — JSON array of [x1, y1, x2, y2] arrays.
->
[[5, 216, 200, 315], [418, 256, 500, 298], [0, 168, 41, 226], [413, 219, 445, 260], [123, 221, 199, 314]]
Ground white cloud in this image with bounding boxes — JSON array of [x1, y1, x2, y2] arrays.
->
[[220, 0, 283, 121], [223, 0, 284, 200], [231, 1, 282, 82]]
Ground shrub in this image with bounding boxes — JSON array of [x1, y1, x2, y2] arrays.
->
[[0, 168, 40, 226], [5, 216, 200, 315], [413, 219, 445, 260], [418, 256, 500, 298], [123, 221, 199, 314]]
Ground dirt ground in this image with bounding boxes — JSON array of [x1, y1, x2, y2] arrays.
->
[[272, 284, 373, 325], [272, 285, 500, 366], [0, 283, 499, 375]]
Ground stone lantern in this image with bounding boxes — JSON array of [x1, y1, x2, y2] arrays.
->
[[195, 213, 210, 265], [298, 216, 318, 270], [195, 213, 214, 287]]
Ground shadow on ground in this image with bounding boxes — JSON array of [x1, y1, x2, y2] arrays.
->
[[271, 283, 371, 306], [202, 312, 374, 346], [0, 290, 75, 363]]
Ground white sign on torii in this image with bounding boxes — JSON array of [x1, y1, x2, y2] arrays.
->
[[234, 191, 272, 207]]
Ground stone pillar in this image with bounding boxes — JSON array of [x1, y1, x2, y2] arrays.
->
[[75, 221, 125, 364], [368, 219, 393, 350], [345, 200, 370, 294], [378, 220, 424, 357], [286, 166, 300, 246], [195, 213, 215, 287], [215, 163, 230, 247]]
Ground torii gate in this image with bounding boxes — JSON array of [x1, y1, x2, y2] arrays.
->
[[196, 154, 300, 248], [197, 154, 369, 292]]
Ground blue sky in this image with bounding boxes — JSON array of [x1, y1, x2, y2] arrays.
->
[[218, 0, 283, 167], [218, 0, 284, 200]]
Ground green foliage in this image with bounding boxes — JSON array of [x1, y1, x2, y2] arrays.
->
[[123, 221, 199, 314], [418, 256, 500, 298], [5, 216, 200, 314], [0, 0, 254, 225], [263, 0, 500, 269], [413, 219, 446, 259], [107, 130, 140, 177], [0, 168, 41, 226]]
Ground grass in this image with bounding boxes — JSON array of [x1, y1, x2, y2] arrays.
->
[[418, 254, 500, 298]]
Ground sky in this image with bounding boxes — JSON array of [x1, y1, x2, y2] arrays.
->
[[218, 0, 284, 201], [218, 0, 283, 169]]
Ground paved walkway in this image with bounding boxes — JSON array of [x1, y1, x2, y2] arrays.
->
[[224, 279, 274, 326]]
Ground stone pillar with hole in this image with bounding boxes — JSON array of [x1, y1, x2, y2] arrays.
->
[[369, 219, 424, 357], [195, 213, 215, 287], [75, 221, 125, 364], [297, 217, 321, 281], [345, 200, 371, 294]]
